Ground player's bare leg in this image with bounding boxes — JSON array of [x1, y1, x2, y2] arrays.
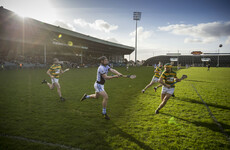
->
[[81, 91, 110, 120], [42, 79, 55, 90], [142, 81, 154, 93], [55, 83, 61, 97], [47, 82, 55, 90], [98, 91, 110, 120], [55, 83, 65, 101], [155, 93, 171, 114], [84, 91, 108, 111], [99, 91, 108, 108], [154, 84, 162, 92], [88, 92, 99, 99], [42, 79, 64, 101], [161, 93, 166, 101], [80, 92, 99, 101]]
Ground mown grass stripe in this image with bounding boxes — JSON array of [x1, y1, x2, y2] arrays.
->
[[191, 84, 230, 142], [0, 133, 81, 150]]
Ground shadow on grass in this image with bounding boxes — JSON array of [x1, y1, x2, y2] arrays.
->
[[175, 97, 230, 110], [109, 121, 153, 150], [161, 112, 230, 135], [184, 79, 214, 83]]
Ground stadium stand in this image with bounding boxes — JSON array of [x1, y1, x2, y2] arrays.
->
[[0, 6, 134, 69], [143, 54, 230, 67]]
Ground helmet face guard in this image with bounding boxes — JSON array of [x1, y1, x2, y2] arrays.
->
[[53, 58, 60, 64], [164, 63, 172, 68]]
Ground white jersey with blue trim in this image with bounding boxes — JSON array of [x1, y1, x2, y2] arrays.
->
[[96, 65, 111, 85]]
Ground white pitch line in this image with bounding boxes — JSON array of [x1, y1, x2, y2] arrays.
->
[[191, 84, 230, 142], [0, 133, 81, 150]]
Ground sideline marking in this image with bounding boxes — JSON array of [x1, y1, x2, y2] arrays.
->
[[0, 133, 81, 150], [191, 84, 230, 142]]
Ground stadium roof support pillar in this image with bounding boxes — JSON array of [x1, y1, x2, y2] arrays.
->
[[135, 20, 137, 63], [81, 50, 83, 65], [192, 56, 194, 66], [44, 44, 46, 64], [177, 50, 179, 69]]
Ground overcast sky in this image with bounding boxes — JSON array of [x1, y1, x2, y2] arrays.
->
[[1, 0, 230, 60]]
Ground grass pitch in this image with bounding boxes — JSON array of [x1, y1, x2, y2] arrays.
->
[[0, 67, 230, 150]]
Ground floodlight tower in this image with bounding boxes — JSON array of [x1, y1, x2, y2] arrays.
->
[[133, 12, 141, 64]]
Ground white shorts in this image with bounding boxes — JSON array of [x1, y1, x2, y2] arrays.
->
[[94, 82, 105, 93], [151, 77, 159, 82], [161, 86, 175, 95], [51, 78, 59, 84]]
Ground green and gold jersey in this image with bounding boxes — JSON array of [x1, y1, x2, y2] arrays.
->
[[49, 64, 62, 78], [160, 70, 177, 87], [153, 67, 162, 78]]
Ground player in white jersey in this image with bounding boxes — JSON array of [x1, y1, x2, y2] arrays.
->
[[80, 56, 123, 120]]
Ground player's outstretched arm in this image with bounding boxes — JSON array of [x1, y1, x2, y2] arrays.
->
[[110, 68, 122, 76], [47, 70, 54, 78], [158, 77, 170, 88], [158, 77, 164, 84], [60, 68, 70, 74], [176, 75, 187, 82], [175, 78, 181, 82], [63, 68, 70, 73], [102, 74, 119, 80], [154, 70, 161, 73]]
